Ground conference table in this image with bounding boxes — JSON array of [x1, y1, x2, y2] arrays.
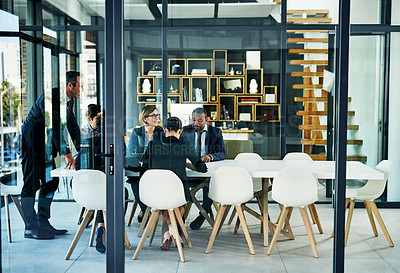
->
[[51, 160, 384, 247]]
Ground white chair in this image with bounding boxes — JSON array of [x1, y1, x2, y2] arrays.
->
[[282, 152, 324, 234], [133, 170, 191, 263], [206, 166, 255, 255], [267, 168, 319, 258], [1, 173, 24, 243], [344, 160, 394, 247], [228, 153, 269, 235], [65, 170, 131, 260]]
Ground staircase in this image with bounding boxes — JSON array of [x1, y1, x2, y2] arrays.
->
[[286, 9, 367, 162]]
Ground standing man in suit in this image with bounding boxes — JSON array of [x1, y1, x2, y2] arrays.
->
[[21, 71, 81, 239], [181, 108, 226, 230]]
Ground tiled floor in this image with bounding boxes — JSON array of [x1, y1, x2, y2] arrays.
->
[[1, 201, 399, 273]]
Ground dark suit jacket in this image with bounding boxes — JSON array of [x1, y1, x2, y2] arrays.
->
[[67, 98, 81, 152], [141, 136, 208, 201], [181, 124, 226, 161]]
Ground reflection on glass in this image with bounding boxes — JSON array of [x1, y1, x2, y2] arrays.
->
[[350, 0, 381, 24]]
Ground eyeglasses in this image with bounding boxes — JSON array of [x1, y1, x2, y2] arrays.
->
[[145, 114, 160, 119]]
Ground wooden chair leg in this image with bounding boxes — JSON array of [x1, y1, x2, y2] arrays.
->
[[174, 207, 192, 248], [366, 201, 394, 247], [345, 199, 356, 246], [332, 198, 350, 237], [303, 207, 316, 245], [148, 214, 159, 247], [309, 203, 323, 234], [4, 196, 12, 243], [267, 206, 289, 255], [308, 204, 317, 224], [133, 210, 160, 260], [77, 207, 86, 225], [235, 204, 255, 255], [125, 231, 132, 250], [227, 206, 236, 225], [217, 205, 231, 235], [10, 195, 24, 221], [364, 201, 378, 237], [127, 199, 138, 226], [89, 210, 99, 246], [206, 205, 226, 254], [234, 215, 240, 235], [137, 207, 151, 237], [168, 210, 185, 263], [276, 204, 284, 223], [299, 207, 319, 258], [183, 202, 192, 220], [65, 210, 94, 260]]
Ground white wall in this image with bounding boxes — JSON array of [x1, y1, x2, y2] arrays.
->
[[388, 33, 400, 201], [347, 36, 383, 167], [287, 0, 338, 24]]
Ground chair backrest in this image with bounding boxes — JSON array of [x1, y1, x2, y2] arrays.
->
[[1, 170, 23, 196], [224, 140, 253, 159], [234, 152, 262, 161], [72, 170, 106, 210], [209, 166, 253, 205], [359, 160, 392, 200], [139, 169, 187, 210], [283, 152, 313, 162], [272, 168, 318, 207], [234, 153, 263, 191]]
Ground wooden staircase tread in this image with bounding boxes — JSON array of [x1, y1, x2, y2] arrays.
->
[[297, 110, 355, 116], [287, 30, 330, 33], [287, 10, 329, 15], [291, 72, 324, 77], [293, 84, 323, 89], [295, 97, 352, 102], [287, 18, 332, 23], [301, 139, 363, 145], [287, 38, 329, 43], [290, 60, 328, 65], [289, 49, 329, 54], [299, 124, 359, 130], [309, 154, 367, 161]]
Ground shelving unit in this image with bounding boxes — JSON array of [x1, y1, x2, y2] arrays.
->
[[137, 50, 280, 122]]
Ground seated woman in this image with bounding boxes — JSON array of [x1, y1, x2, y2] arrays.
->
[[141, 117, 207, 250], [126, 105, 163, 223]]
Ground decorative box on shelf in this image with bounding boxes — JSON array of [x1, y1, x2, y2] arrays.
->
[[187, 59, 212, 76], [255, 104, 280, 122], [213, 50, 227, 76], [228, 63, 245, 76], [142, 59, 162, 77], [137, 77, 155, 94], [219, 77, 245, 94], [246, 68, 263, 95], [264, 86, 278, 103], [168, 59, 186, 76]]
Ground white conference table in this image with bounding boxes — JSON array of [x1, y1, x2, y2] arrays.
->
[[51, 160, 383, 247]]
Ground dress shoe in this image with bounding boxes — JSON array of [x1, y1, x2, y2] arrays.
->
[[24, 229, 54, 240], [137, 211, 144, 223], [95, 226, 106, 253], [39, 220, 68, 235], [190, 215, 205, 230]]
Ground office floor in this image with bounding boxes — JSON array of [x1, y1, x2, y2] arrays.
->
[[1, 201, 399, 273]]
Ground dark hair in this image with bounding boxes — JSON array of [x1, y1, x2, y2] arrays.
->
[[66, 71, 80, 87], [166, 117, 182, 131], [192, 107, 207, 117], [87, 104, 102, 119]]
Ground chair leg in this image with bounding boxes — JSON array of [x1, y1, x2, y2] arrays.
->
[[206, 205, 226, 254], [235, 204, 255, 255], [345, 199, 356, 246], [366, 200, 394, 247], [10, 195, 24, 221], [183, 202, 192, 220], [4, 196, 12, 243], [133, 210, 160, 260], [303, 208, 316, 245], [65, 210, 94, 260], [148, 214, 159, 247], [168, 210, 185, 263], [137, 207, 151, 237], [89, 210, 99, 247], [364, 201, 378, 237], [332, 198, 350, 237], [234, 215, 240, 235], [309, 203, 323, 234], [227, 206, 236, 225], [127, 199, 138, 226], [276, 204, 284, 224], [174, 207, 192, 248], [299, 207, 319, 258], [308, 204, 317, 224], [267, 206, 289, 255], [77, 207, 86, 225], [217, 205, 231, 235], [125, 230, 132, 250]]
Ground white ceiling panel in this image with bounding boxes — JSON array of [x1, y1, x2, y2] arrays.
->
[[218, 3, 276, 18], [157, 4, 214, 19]]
